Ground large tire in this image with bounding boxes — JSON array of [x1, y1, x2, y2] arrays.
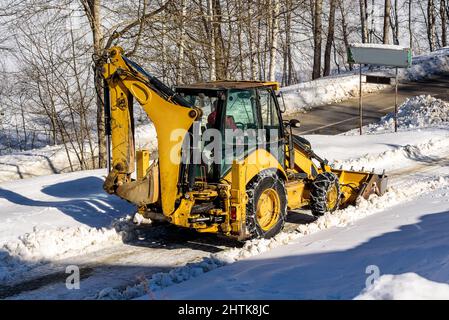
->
[[246, 172, 287, 239], [310, 172, 341, 217]]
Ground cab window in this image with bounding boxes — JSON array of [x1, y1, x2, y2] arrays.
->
[[224, 89, 258, 130]]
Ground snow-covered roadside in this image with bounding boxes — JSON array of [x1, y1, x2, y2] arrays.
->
[[2, 89, 449, 299], [281, 48, 449, 113]]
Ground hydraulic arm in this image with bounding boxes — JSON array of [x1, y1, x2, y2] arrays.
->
[[101, 47, 200, 215]]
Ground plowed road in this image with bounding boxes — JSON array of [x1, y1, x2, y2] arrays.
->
[[290, 74, 449, 135]]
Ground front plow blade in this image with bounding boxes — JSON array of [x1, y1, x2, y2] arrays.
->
[[331, 169, 388, 207]]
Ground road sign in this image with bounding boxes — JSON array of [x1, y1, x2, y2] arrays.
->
[[348, 44, 412, 68], [348, 43, 412, 135]]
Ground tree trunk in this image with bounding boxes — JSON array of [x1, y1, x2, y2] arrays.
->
[[441, 0, 447, 47], [312, 0, 323, 80], [89, 0, 106, 169], [359, 0, 368, 43], [324, 0, 336, 76], [285, 0, 294, 85], [370, 0, 375, 42], [338, 0, 353, 71], [177, 0, 186, 84], [392, 0, 399, 44], [213, 0, 226, 80], [383, 0, 391, 44], [247, 1, 257, 80], [409, 0, 413, 50], [268, 0, 279, 81], [428, 0, 436, 51], [207, 0, 217, 81]]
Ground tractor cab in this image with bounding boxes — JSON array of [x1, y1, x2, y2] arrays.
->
[[175, 81, 285, 182]]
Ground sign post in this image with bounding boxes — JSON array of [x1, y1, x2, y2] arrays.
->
[[348, 44, 412, 135]]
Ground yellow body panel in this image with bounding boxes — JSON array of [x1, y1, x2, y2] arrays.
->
[[136, 149, 150, 180], [223, 149, 287, 186], [285, 180, 308, 210]]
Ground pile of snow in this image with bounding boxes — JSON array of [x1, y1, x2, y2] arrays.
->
[[405, 48, 449, 81], [346, 95, 449, 135], [0, 217, 135, 284], [355, 273, 449, 300]]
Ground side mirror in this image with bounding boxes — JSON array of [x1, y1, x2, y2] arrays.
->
[[289, 119, 301, 128]]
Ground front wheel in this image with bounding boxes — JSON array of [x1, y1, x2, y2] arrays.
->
[[310, 172, 341, 217], [246, 173, 287, 239]]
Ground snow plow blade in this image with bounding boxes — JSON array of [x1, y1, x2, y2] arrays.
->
[[331, 169, 388, 207]]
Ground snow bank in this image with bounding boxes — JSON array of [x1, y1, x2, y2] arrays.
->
[[0, 217, 135, 284], [0, 145, 88, 183], [345, 95, 449, 135], [332, 135, 449, 173], [355, 273, 449, 300]]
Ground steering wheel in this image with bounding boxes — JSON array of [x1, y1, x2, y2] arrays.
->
[[234, 122, 245, 130]]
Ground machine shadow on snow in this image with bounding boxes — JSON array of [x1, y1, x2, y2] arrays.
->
[[0, 176, 134, 228]]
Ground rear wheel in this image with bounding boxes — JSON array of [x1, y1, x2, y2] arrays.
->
[[246, 173, 287, 239], [310, 172, 341, 217]]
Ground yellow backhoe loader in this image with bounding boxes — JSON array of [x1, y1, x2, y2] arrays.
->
[[100, 47, 388, 240]]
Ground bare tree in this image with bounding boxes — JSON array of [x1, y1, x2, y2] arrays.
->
[[312, 0, 323, 79], [428, 0, 437, 51], [268, 0, 280, 81], [383, 0, 392, 44], [441, 0, 447, 47], [324, 0, 336, 76], [359, 0, 369, 43]]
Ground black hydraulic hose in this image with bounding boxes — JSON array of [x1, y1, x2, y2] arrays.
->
[[122, 56, 192, 108], [103, 79, 112, 172], [103, 80, 111, 136]]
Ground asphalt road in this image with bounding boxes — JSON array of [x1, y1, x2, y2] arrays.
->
[[289, 73, 449, 135]]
